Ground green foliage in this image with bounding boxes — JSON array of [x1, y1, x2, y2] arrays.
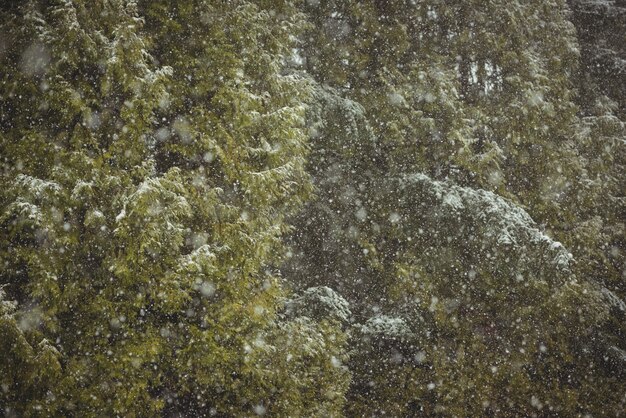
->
[[566, 99, 626, 296], [305, 172, 623, 415], [1, 1, 348, 416], [286, 0, 625, 416], [0, 288, 62, 417], [1, 0, 624, 416], [302, 0, 477, 180]]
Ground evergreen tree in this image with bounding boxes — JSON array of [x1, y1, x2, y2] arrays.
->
[[287, 0, 584, 301], [569, 0, 626, 114], [0, 287, 62, 417], [1, 0, 624, 416], [286, 0, 626, 415], [345, 174, 621, 415], [565, 0, 625, 302], [0, 1, 349, 415]]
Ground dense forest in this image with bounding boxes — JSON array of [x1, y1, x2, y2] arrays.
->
[[1, 0, 624, 416]]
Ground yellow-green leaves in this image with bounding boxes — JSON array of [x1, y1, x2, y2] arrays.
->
[[0, 1, 348, 415]]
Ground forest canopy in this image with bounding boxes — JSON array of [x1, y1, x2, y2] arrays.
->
[[1, 0, 624, 416]]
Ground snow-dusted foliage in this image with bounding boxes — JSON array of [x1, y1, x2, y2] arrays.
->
[[398, 173, 574, 278], [244, 316, 351, 416], [285, 286, 352, 325], [331, 171, 618, 415], [567, 0, 626, 308], [0, 1, 345, 416], [601, 286, 626, 314], [307, 85, 375, 146], [1, 0, 624, 416], [287, 0, 624, 413], [0, 288, 62, 416], [359, 315, 413, 341]]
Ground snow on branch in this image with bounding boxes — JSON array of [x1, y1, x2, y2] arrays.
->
[[398, 173, 574, 279]]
